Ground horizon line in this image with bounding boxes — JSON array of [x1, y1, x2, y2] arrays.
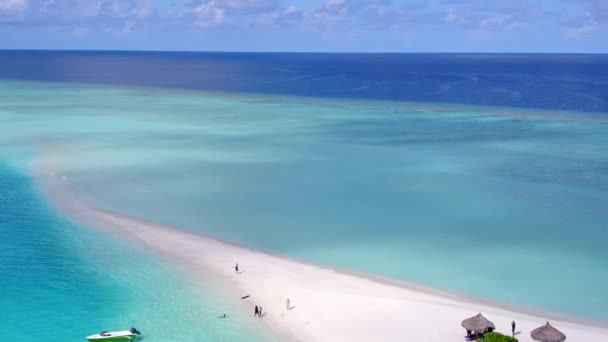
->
[[1, 48, 607, 55]]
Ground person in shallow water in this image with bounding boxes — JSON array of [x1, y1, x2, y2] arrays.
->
[[254, 305, 259, 317]]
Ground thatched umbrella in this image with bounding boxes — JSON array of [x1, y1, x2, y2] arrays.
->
[[531, 322, 566, 342], [461, 313, 496, 333]]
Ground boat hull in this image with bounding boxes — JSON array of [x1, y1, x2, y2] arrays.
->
[[86, 336, 136, 342]]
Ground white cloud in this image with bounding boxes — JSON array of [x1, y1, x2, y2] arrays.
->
[[0, 0, 26, 11], [111, 20, 135, 35], [257, 4, 298, 26], [565, 15, 598, 39], [30, 0, 155, 37], [70, 25, 89, 37], [192, 1, 226, 28], [98, 0, 155, 19], [480, 14, 521, 31], [480, 14, 511, 27], [444, 8, 466, 25], [0, 0, 27, 18], [38, 0, 154, 21], [325, 0, 345, 6], [222, 0, 275, 11], [134, 0, 153, 19], [188, 0, 283, 29]]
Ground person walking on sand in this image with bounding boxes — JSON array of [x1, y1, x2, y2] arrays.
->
[[511, 321, 516, 335], [235, 263, 239, 274], [259, 306, 263, 317], [254, 305, 259, 317], [286, 298, 290, 310]]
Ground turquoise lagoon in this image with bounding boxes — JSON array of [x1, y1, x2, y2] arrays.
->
[[1, 79, 608, 332], [0, 133, 274, 339]]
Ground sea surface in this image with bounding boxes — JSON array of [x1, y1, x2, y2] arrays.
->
[[1, 51, 607, 113], [0, 161, 274, 341], [1, 52, 608, 337]]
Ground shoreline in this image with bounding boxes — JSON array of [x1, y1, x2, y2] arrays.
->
[[33, 154, 608, 342]]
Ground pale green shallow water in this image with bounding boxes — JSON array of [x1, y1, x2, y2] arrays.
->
[[1, 80, 608, 324]]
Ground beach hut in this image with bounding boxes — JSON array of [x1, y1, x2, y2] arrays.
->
[[531, 322, 566, 342], [461, 313, 496, 333]]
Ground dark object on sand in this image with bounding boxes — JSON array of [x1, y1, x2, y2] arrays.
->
[[241, 295, 250, 299]]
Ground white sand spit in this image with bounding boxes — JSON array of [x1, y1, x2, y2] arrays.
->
[[34, 155, 608, 342]]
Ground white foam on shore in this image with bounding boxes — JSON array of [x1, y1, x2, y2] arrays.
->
[[33, 154, 608, 342]]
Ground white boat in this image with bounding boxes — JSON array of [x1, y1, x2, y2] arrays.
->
[[86, 328, 141, 341]]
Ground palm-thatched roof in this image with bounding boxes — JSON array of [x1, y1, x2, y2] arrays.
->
[[461, 313, 496, 332], [531, 322, 566, 342]]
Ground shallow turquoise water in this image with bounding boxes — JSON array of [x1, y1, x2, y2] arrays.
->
[[1, 80, 607, 321], [0, 161, 274, 341]]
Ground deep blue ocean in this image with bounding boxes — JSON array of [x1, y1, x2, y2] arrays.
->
[[1, 51, 607, 112]]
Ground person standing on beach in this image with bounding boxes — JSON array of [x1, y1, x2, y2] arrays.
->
[[286, 298, 290, 310], [259, 306, 263, 317], [511, 321, 516, 335], [235, 263, 239, 274], [254, 305, 259, 317]]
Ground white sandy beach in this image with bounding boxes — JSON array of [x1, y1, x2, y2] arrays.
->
[[34, 155, 608, 342]]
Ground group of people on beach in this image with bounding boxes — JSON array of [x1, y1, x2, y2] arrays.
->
[[235, 263, 265, 318], [234, 263, 293, 320]]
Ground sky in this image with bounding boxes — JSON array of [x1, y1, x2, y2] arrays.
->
[[0, 0, 606, 52]]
